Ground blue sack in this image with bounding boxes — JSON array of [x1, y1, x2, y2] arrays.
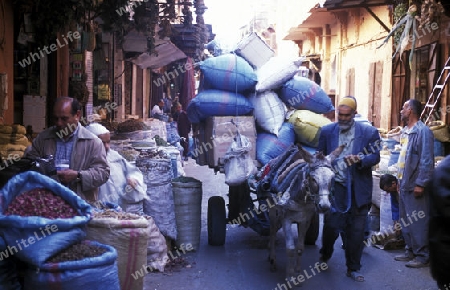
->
[[24, 240, 120, 290], [0, 236, 22, 290], [166, 121, 181, 145], [280, 76, 334, 114], [0, 171, 92, 267], [199, 53, 257, 93], [187, 89, 254, 123], [256, 122, 296, 165]]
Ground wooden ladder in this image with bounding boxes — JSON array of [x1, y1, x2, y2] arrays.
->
[[420, 56, 450, 124]]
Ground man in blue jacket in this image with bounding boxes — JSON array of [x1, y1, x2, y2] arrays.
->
[[429, 155, 450, 289], [394, 99, 434, 268], [318, 96, 381, 282]]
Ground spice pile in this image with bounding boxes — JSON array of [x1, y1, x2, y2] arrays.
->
[[47, 242, 108, 263], [4, 188, 78, 219], [117, 149, 140, 161], [92, 209, 141, 220], [137, 149, 169, 159], [116, 119, 150, 133]]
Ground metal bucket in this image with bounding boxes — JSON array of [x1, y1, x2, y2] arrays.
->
[[172, 177, 203, 251]]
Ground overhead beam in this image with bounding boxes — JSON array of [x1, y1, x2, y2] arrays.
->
[[364, 6, 391, 33]]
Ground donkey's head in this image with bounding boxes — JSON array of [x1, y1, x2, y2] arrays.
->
[[297, 144, 345, 213]]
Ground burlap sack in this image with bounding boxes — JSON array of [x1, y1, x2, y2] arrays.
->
[[145, 215, 169, 272], [86, 215, 151, 290]]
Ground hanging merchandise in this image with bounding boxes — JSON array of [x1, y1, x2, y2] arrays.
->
[[223, 131, 257, 186]]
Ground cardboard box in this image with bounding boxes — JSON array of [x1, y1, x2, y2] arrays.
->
[[235, 32, 274, 69], [203, 116, 257, 168]]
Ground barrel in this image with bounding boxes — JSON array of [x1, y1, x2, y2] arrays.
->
[[382, 138, 399, 150], [388, 151, 400, 167], [172, 177, 203, 251]]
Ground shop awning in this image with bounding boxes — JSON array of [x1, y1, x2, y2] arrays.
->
[[122, 30, 187, 69], [283, 6, 336, 41]]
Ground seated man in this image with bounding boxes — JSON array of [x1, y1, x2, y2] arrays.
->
[[85, 123, 147, 214], [151, 99, 168, 121], [379, 174, 405, 248]]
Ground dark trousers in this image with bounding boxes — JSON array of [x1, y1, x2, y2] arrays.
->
[[180, 137, 189, 158], [321, 182, 370, 271]]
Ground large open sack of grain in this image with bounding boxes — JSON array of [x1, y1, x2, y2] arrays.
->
[[86, 210, 152, 290], [0, 171, 92, 267], [23, 240, 120, 290]]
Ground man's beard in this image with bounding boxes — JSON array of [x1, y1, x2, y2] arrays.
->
[[338, 119, 354, 132]]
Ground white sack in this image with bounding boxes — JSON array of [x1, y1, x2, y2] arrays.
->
[[249, 91, 287, 136]]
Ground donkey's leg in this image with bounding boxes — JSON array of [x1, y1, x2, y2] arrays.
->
[[268, 207, 279, 272], [295, 210, 315, 276], [295, 222, 307, 274], [283, 218, 297, 279]]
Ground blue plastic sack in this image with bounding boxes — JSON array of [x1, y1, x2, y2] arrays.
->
[[280, 76, 334, 114], [187, 89, 254, 123], [256, 122, 296, 165], [24, 240, 120, 290], [0, 171, 92, 267], [0, 236, 22, 290], [199, 53, 257, 93], [166, 121, 181, 145]]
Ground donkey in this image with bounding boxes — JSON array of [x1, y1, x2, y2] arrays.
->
[[267, 144, 345, 283]]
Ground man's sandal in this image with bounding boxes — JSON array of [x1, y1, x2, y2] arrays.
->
[[347, 270, 364, 282]]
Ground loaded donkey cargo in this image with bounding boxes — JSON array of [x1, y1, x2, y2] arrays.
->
[[206, 141, 344, 251], [191, 34, 336, 250]]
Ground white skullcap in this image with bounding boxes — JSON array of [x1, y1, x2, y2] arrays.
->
[[85, 123, 110, 136]]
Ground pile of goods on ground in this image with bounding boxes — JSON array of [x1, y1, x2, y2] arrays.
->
[[0, 124, 30, 160], [116, 119, 151, 133]]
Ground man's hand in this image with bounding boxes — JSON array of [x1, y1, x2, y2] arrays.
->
[[413, 185, 424, 198], [126, 178, 138, 190], [56, 169, 78, 184]]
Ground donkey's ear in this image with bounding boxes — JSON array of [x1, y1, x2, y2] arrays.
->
[[296, 143, 314, 163], [326, 143, 346, 163]]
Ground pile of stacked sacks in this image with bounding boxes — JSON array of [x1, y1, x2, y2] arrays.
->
[[0, 124, 31, 161], [187, 51, 335, 168]]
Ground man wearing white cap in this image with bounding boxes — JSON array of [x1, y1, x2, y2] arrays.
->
[[85, 123, 147, 212]]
